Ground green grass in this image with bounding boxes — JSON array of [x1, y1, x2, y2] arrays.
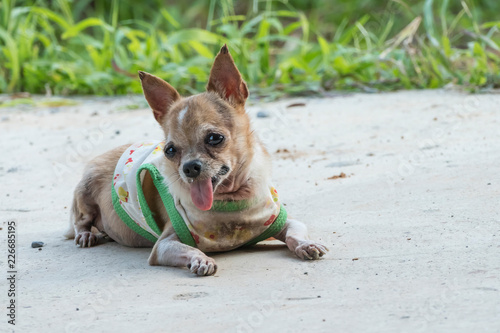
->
[[0, 96, 78, 108], [0, 0, 499, 98]]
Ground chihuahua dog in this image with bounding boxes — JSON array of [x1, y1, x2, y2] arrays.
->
[[66, 45, 328, 276]]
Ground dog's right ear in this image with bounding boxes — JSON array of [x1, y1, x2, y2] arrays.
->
[[138, 71, 180, 123]]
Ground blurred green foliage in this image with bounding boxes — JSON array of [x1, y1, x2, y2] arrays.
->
[[0, 0, 499, 97]]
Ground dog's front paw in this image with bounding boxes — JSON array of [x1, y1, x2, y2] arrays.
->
[[75, 231, 97, 248], [294, 241, 329, 260], [187, 255, 217, 276]]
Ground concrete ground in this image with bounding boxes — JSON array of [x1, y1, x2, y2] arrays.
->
[[0, 90, 499, 333]]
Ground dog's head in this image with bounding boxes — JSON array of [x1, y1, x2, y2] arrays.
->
[[139, 45, 259, 211]]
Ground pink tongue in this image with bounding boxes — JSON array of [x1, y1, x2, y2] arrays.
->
[[190, 178, 213, 211]]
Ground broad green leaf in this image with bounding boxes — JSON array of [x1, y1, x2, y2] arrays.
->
[[30, 7, 71, 30], [318, 36, 330, 57], [165, 29, 224, 47], [189, 41, 214, 58], [160, 8, 180, 29], [62, 18, 111, 39]]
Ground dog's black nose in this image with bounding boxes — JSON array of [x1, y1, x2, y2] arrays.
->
[[183, 160, 202, 178]]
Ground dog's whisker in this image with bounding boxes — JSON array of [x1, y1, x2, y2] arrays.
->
[[165, 171, 179, 179], [165, 176, 181, 188]]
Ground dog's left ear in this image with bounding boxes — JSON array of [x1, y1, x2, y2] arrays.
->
[[207, 44, 249, 107]]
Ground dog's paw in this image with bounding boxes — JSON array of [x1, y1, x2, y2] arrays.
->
[[294, 241, 329, 260], [75, 231, 97, 248], [187, 255, 217, 276]]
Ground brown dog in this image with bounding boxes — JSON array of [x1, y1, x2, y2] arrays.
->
[[66, 45, 328, 276]]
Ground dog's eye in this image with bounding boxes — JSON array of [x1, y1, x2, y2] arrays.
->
[[165, 145, 177, 158], [206, 133, 224, 146]]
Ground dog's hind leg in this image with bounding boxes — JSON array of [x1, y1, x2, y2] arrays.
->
[[70, 173, 100, 248], [273, 218, 329, 260]]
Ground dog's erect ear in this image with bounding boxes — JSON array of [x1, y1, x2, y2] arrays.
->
[[138, 71, 180, 123], [207, 44, 249, 107]]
